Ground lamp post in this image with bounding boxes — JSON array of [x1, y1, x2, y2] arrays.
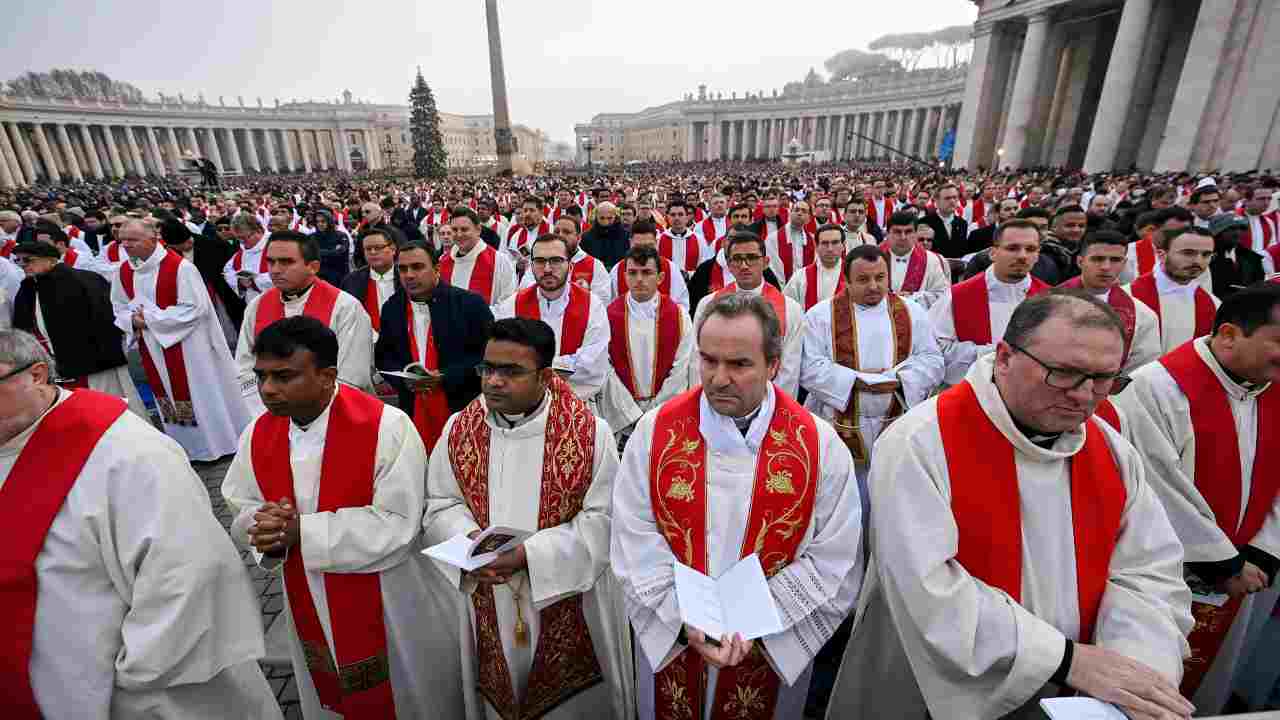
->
[[581, 137, 596, 169]]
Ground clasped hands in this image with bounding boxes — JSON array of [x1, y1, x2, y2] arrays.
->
[[248, 497, 301, 557], [854, 369, 900, 394], [465, 529, 528, 585], [1222, 561, 1269, 598]]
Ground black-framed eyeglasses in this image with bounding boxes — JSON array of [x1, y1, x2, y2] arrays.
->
[[1008, 343, 1121, 394], [530, 257, 568, 268], [728, 253, 764, 266], [475, 363, 540, 380], [0, 362, 37, 383]]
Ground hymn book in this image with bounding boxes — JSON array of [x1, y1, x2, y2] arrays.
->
[[379, 361, 431, 381], [424, 526, 533, 571], [673, 554, 784, 642]]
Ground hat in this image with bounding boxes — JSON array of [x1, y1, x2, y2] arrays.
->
[[1208, 214, 1247, 237], [12, 241, 60, 259], [1195, 177, 1218, 191], [65, 206, 85, 219]]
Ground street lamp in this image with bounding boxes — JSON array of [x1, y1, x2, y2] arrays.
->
[[581, 137, 596, 168]]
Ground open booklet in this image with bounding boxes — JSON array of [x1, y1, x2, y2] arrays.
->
[[380, 361, 431, 381], [1039, 698, 1127, 720], [673, 554, 784, 642], [423, 526, 533, 572]]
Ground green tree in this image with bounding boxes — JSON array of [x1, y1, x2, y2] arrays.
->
[[409, 67, 447, 178]]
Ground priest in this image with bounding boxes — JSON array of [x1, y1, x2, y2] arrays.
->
[[0, 330, 280, 719], [234, 231, 374, 416], [222, 316, 465, 719], [1058, 230, 1161, 373], [424, 318, 632, 720], [598, 245, 694, 436], [439, 207, 518, 309], [340, 227, 400, 339], [495, 234, 610, 403], [656, 202, 707, 278], [829, 291, 1194, 719], [929, 219, 1051, 385], [374, 241, 493, 452], [606, 220, 690, 311], [692, 230, 804, 397], [799, 244, 942, 479], [881, 211, 952, 309], [110, 219, 250, 461], [518, 216, 610, 302], [222, 213, 272, 305], [1126, 227, 1221, 355], [783, 224, 848, 311], [612, 292, 865, 720], [763, 200, 814, 283], [687, 204, 776, 311], [1114, 284, 1280, 715], [11, 241, 146, 417]]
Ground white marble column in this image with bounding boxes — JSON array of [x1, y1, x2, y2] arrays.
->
[[67, 127, 92, 175], [100, 126, 126, 177], [221, 128, 243, 172], [0, 135, 16, 188], [281, 130, 298, 171], [144, 127, 167, 176], [121, 127, 145, 175], [953, 24, 1000, 168], [77, 124, 105, 179], [243, 128, 262, 172], [52, 124, 84, 181], [1000, 13, 1052, 168], [0, 123, 26, 186], [201, 128, 225, 173], [30, 124, 61, 183], [299, 130, 314, 172], [182, 127, 199, 157], [164, 127, 183, 172], [333, 129, 350, 171], [6, 123, 37, 183], [1153, 0, 1238, 170], [262, 129, 280, 172]]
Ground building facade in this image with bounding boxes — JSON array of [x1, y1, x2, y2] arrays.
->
[[0, 89, 547, 188]]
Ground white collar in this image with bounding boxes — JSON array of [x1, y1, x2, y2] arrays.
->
[[370, 266, 395, 281], [571, 247, 590, 263], [1153, 264, 1197, 297], [291, 384, 340, 435], [128, 243, 167, 270], [985, 265, 1031, 292], [855, 297, 888, 314], [453, 241, 485, 261], [698, 383, 776, 455], [1193, 336, 1270, 400], [539, 287, 571, 315], [965, 354, 1086, 458], [626, 292, 659, 318]]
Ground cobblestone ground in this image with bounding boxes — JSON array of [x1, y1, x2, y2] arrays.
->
[[193, 458, 302, 720]]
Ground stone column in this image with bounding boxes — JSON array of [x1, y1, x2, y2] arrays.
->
[[201, 128, 225, 173], [1153, 0, 1237, 171], [30, 124, 61, 183], [100, 127, 125, 177], [144, 127, 167, 176], [53, 124, 84, 182], [221, 128, 243, 172], [299, 131, 314, 172], [281, 130, 298, 171], [335, 129, 352, 171], [122, 126, 145, 175], [0, 135, 16, 188], [67, 127, 91, 174], [1000, 13, 1052, 168], [165, 127, 183, 172], [953, 24, 1003, 168], [262, 129, 280, 172], [243, 128, 261, 172], [6, 123, 37, 183], [77, 124, 105, 179], [0, 123, 27, 186]]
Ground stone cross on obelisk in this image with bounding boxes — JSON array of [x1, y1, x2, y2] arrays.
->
[[485, 0, 514, 175]]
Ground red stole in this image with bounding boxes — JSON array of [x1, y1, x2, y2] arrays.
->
[[120, 251, 198, 426], [606, 295, 681, 400], [446, 377, 604, 718], [440, 244, 497, 303], [699, 216, 727, 246], [1134, 232, 1157, 276], [405, 300, 449, 453], [1128, 273, 1215, 340], [830, 292, 912, 462], [717, 282, 787, 331], [770, 225, 815, 280], [61, 248, 79, 268], [1, 238, 15, 257], [882, 243, 929, 293], [1094, 398, 1121, 432], [514, 284, 590, 355], [659, 230, 701, 273], [951, 273, 1050, 344], [570, 253, 597, 290], [1268, 244, 1280, 277], [802, 261, 846, 310], [361, 274, 385, 333], [1247, 213, 1275, 252], [232, 245, 269, 273], [1058, 279, 1138, 365], [707, 259, 727, 293], [506, 221, 550, 250], [866, 196, 893, 227], [648, 386, 820, 720], [967, 197, 988, 228], [0, 390, 126, 720], [254, 280, 342, 337], [614, 256, 674, 298], [1160, 341, 1280, 695], [938, 381, 1125, 644], [251, 386, 395, 718], [105, 242, 122, 263]]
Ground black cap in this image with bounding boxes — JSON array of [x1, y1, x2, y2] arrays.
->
[[12, 241, 60, 259]]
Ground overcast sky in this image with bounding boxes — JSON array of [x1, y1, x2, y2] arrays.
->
[[5, 0, 977, 146]]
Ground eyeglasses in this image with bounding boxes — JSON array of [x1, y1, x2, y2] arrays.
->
[[475, 363, 539, 380], [0, 362, 37, 384], [1009, 343, 1121, 393], [728, 253, 764, 266], [531, 257, 568, 268]]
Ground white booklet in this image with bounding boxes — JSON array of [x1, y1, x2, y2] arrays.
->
[[1039, 698, 1127, 720], [380, 361, 431, 381], [672, 554, 783, 642], [423, 526, 533, 572]]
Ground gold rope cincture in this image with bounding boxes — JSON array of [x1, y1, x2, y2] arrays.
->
[[510, 573, 530, 647]]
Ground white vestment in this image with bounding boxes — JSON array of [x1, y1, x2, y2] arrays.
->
[[606, 260, 691, 311], [1124, 266, 1221, 355], [33, 294, 147, 419], [221, 240, 272, 305], [1089, 285, 1162, 373], [424, 395, 633, 720], [690, 283, 805, 397], [110, 244, 250, 461], [0, 255, 22, 328], [366, 266, 397, 342], [494, 287, 611, 402], [1, 390, 280, 719], [799, 294, 943, 482], [1121, 243, 1215, 291], [612, 384, 866, 720], [828, 355, 1193, 719], [886, 247, 952, 309], [929, 266, 1036, 386], [518, 248, 612, 303], [448, 241, 519, 310], [782, 260, 843, 310], [767, 224, 810, 282], [235, 283, 374, 416], [1114, 337, 1280, 713], [843, 226, 878, 249], [597, 293, 694, 433], [657, 229, 709, 277], [222, 394, 465, 719]]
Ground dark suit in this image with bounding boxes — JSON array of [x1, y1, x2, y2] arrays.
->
[[480, 225, 501, 250], [374, 282, 493, 416], [1210, 247, 1267, 299], [13, 265, 129, 379], [922, 213, 970, 259], [191, 226, 245, 328], [341, 266, 403, 317]]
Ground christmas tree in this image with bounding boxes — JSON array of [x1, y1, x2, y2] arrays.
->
[[409, 67, 447, 178]]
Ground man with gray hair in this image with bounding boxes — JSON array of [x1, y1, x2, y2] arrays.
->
[[831, 290, 1194, 720], [222, 213, 272, 304], [0, 209, 20, 256], [0, 329, 281, 718], [612, 290, 865, 720]]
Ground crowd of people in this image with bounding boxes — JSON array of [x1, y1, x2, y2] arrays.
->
[[1, 159, 1279, 719]]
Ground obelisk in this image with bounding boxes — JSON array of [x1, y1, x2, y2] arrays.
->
[[484, 0, 514, 175]]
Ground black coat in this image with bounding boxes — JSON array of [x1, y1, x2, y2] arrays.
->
[[341, 266, 403, 313], [480, 226, 501, 250], [13, 265, 129, 379], [374, 282, 493, 416], [313, 230, 351, 287], [191, 228, 246, 329], [581, 222, 630, 269], [966, 224, 998, 254], [921, 213, 970, 259], [1210, 247, 1268, 299]]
